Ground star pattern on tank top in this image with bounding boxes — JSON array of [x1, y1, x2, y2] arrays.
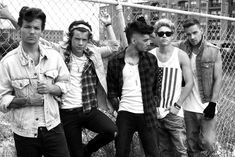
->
[[156, 67, 163, 93]]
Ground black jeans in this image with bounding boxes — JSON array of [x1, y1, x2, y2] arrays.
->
[[115, 111, 159, 157], [60, 108, 117, 157], [14, 124, 70, 157]]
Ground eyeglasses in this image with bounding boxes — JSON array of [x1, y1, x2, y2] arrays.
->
[[156, 31, 173, 37]]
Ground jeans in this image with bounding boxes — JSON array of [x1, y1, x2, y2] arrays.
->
[[184, 110, 217, 157], [14, 124, 70, 157], [60, 108, 117, 157], [158, 113, 188, 157], [115, 111, 159, 157]]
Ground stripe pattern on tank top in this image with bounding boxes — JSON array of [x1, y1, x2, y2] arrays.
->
[[157, 67, 179, 108]]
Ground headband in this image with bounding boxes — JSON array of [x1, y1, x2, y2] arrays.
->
[[70, 24, 92, 33]]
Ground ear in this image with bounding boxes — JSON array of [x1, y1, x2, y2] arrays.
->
[[200, 26, 204, 33], [131, 38, 136, 45], [40, 31, 43, 36], [89, 32, 93, 40]]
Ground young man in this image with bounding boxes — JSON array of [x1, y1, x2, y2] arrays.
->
[[176, 18, 222, 157], [107, 21, 159, 157], [0, 7, 70, 157], [150, 18, 193, 157], [59, 20, 118, 157]]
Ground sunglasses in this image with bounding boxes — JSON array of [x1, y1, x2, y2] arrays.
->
[[156, 31, 173, 37]]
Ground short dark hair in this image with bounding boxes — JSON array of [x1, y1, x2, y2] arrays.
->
[[66, 20, 92, 52], [136, 15, 147, 25], [182, 18, 201, 29], [125, 21, 154, 44], [17, 6, 46, 31]]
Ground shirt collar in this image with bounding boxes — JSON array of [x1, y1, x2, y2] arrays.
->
[[185, 36, 205, 55], [19, 42, 48, 66], [117, 47, 147, 59]]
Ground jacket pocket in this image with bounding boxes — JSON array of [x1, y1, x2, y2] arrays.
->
[[11, 79, 30, 97], [44, 70, 58, 83]]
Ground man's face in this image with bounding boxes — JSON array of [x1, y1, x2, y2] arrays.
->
[[149, 32, 158, 49], [71, 30, 89, 54], [184, 24, 203, 46], [155, 26, 173, 47], [20, 19, 42, 45], [133, 33, 150, 52]]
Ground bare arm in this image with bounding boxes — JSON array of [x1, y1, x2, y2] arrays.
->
[[176, 50, 193, 106], [8, 97, 27, 109], [8, 94, 44, 109], [0, 4, 19, 29], [100, 11, 116, 41], [37, 82, 62, 96], [211, 51, 222, 103], [97, 11, 120, 58]]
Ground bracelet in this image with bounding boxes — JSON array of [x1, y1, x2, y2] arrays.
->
[[174, 103, 181, 110], [105, 23, 111, 27]]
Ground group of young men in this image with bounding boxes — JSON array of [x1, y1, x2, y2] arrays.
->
[[0, 4, 222, 157]]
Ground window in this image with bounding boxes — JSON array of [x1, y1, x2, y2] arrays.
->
[[211, 11, 217, 15]]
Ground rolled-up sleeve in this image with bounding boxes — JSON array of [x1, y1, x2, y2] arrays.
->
[[55, 54, 70, 94], [0, 63, 14, 113], [88, 40, 120, 58]]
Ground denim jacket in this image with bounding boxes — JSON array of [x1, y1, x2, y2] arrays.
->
[[177, 38, 220, 103], [0, 43, 70, 137]]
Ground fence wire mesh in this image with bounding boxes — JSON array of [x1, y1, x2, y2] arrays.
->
[[0, 0, 235, 156]]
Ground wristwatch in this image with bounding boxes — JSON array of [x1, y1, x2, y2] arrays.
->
[[174, 103, 181, 110], [105, 23, 111, 27]]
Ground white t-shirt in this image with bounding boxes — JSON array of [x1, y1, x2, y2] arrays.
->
[[183, 53, 209, 113], [61, 54, 87, 109], [119, 63, 144, 113]]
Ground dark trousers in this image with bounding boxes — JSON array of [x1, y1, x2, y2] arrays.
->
[[60, 108, 117, 157], [14, 124, 70, 157], [115, 111, 159, 157]]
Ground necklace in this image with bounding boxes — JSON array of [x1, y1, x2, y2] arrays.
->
[[72, 54, 87, 73]]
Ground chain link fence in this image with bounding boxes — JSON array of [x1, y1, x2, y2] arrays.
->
[[0, 0, 235, 156]]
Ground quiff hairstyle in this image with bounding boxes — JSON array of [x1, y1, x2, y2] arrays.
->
[[153, 18, 175, 33]]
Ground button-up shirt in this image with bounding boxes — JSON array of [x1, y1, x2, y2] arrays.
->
[[107, 50, 159, 128], [0, 43, 70, 138]]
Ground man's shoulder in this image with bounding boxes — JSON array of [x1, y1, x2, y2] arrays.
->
[[41, 44, 62, 58], [176, 47, 188, 55], [1, 47, 19, 64], [204, 41, 220, 50], [149, 47, 159, 57], [146, 50, 157, 60], [111, 49, 125, 60]]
